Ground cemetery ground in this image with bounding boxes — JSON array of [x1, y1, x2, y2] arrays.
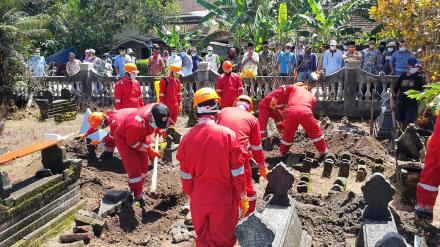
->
[[1, 107, 440, 246]]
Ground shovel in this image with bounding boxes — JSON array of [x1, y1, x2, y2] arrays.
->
[[150, 134, 160, 193]]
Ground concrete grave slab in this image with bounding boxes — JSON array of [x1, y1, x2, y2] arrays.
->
[[236, 213, 275, 247]]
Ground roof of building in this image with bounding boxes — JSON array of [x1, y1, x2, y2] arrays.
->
[[175, 0, 214, 16]]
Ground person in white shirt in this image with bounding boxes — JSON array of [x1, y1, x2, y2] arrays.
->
[[242, 42, 259, 75], [323, 40, 344, 75], [166, 47, 182, 68], [126, 48, 136, 64], [205, 46, 219, 72]]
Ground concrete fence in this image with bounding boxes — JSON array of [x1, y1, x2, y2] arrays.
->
[[35, 61, 400, 118]]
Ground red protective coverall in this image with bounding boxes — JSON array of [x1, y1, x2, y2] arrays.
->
[[114, 104, 157, 198], [159, 76, 181, 125], [416, 114, 440, 212], [218, 107, 265, 216], [215, 73, 244, 108], [114, 77, 144, 110], [177, 115, 246, 247], [258, 85, 296, 138], [84, 108, 137, 152], [280, 86, 328, 155]]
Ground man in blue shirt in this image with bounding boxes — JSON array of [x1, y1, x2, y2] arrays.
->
[[27, 48, 47, 77], [323, 40, 343, 75], [277, 43, 296, 76], [190, 47, 203, 73], [390, 41, 413, 76], [113, 46, 127, 78], [296, 46, 318, 82]]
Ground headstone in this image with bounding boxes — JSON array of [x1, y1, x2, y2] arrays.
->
[[338, 159, 350, 178], [322, 159, 334, 178], [396, 124, 423, 159], [356, 160, 367, 182], [60, 88, 71, 100], [301, 158, 313, 173], [0, 171, 12, 198], [35, 169, 53, 179], [98, 190, 130, 218], [266, 163, 295, 206], [236, 214, 275, 247], [362, 173, 395, 220], [374, 92, 393, 139]]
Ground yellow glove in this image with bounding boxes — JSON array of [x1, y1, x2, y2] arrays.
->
[[179, 105, 183, 113], [79, 134, 86, 139], [269, 98, 277, 110], [90, 140, 100, 146], [240, 198, 249, 217], [259, 167, 269, 179]]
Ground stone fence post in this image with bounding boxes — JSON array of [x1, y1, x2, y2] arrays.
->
[[343, 60, 361, 116], [79, 63, 94, 104]]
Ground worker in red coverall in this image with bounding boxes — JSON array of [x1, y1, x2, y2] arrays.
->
[[215, 60, 244, 108], [114, 63, 144, 110], [415, 110, 440, 222], [280, 85, 329, 159], [258, 84, 296, 138], [114, 103, 169, 206], [177, 88, 247, 247], [159, 64, 182, 125], [218, 95, 269, 216], [80, 108, 137, 159]]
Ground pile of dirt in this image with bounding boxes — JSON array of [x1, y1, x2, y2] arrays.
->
[[63, 135, 187, 246], [294, 191, 365, 246], [393, 209, 440, 246]]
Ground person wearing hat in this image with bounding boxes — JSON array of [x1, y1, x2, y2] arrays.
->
[[114, 63, 144, 110], [148, 44, 166, 76], [323, 40, 343, 75], [379, 41, 397, 75], [393, 60, 425, 130], [277, 43, 296, 76], [27, 48, 47, 77], [205, 46, 219, 72], [190, 47, 203, 73], [114, 103, 169, 206], [259, 41, 274, 76], [177, 88, 247, 246], [114, 46, 128, 78], [83, 49, 92, 63], [97, 53, 114, 77], [242, 42, 260, 75], [88, 49, 102, 70], [159, 64, 182, 125], [126, 48, 136, 64], [79, 108, 138, 159], [216, 61, 244, 108], [166, 47, 182, 69]]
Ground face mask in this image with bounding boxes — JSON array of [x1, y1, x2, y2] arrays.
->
[[285, 48, 291, 52], [173, 72, 180, 78], [330, 46, 336, 51], [207, 51, 212, 56], [369, 44, 375, 49], [191, 52, 197, 56], [119, 51, 125, 55], [171, 52, 176, 56], [129, 72, 137, 79], [181, 52, 187, 56], [343, 45, 347, 50], [388, 48, 394, 52], [399, 47, 407, 52], [410, 68, 418, 74]]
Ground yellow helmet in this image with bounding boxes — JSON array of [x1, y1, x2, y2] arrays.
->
[[233, 95, 253, 112], [193, 88, 221, 113], [88, 112, 105, 129]]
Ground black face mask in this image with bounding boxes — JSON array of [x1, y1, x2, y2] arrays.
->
[[379, 46, 386, 52]]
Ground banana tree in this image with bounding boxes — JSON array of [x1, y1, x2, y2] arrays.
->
[[155, 25, 202, 50], [298, 0, 370, 42]]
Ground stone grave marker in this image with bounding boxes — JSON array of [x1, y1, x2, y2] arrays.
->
[[236, 213, 275, 247], [266, 162, 295, 206], [362, 173, 394, 220]]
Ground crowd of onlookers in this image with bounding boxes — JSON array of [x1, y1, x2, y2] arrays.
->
[[27, 36, 424, 82]]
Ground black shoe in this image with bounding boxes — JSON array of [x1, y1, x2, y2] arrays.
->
[[100, 151, 113, 159], [415, 209, 433, 223]]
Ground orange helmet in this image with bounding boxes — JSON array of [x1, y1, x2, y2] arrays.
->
[[222, 60, 233, 73], [124, 63, 139, 73], [233, 95, 253, 112], [88, 112, 105, 129], [193, 87, 220, 108], [170, 64, 182, 74]]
